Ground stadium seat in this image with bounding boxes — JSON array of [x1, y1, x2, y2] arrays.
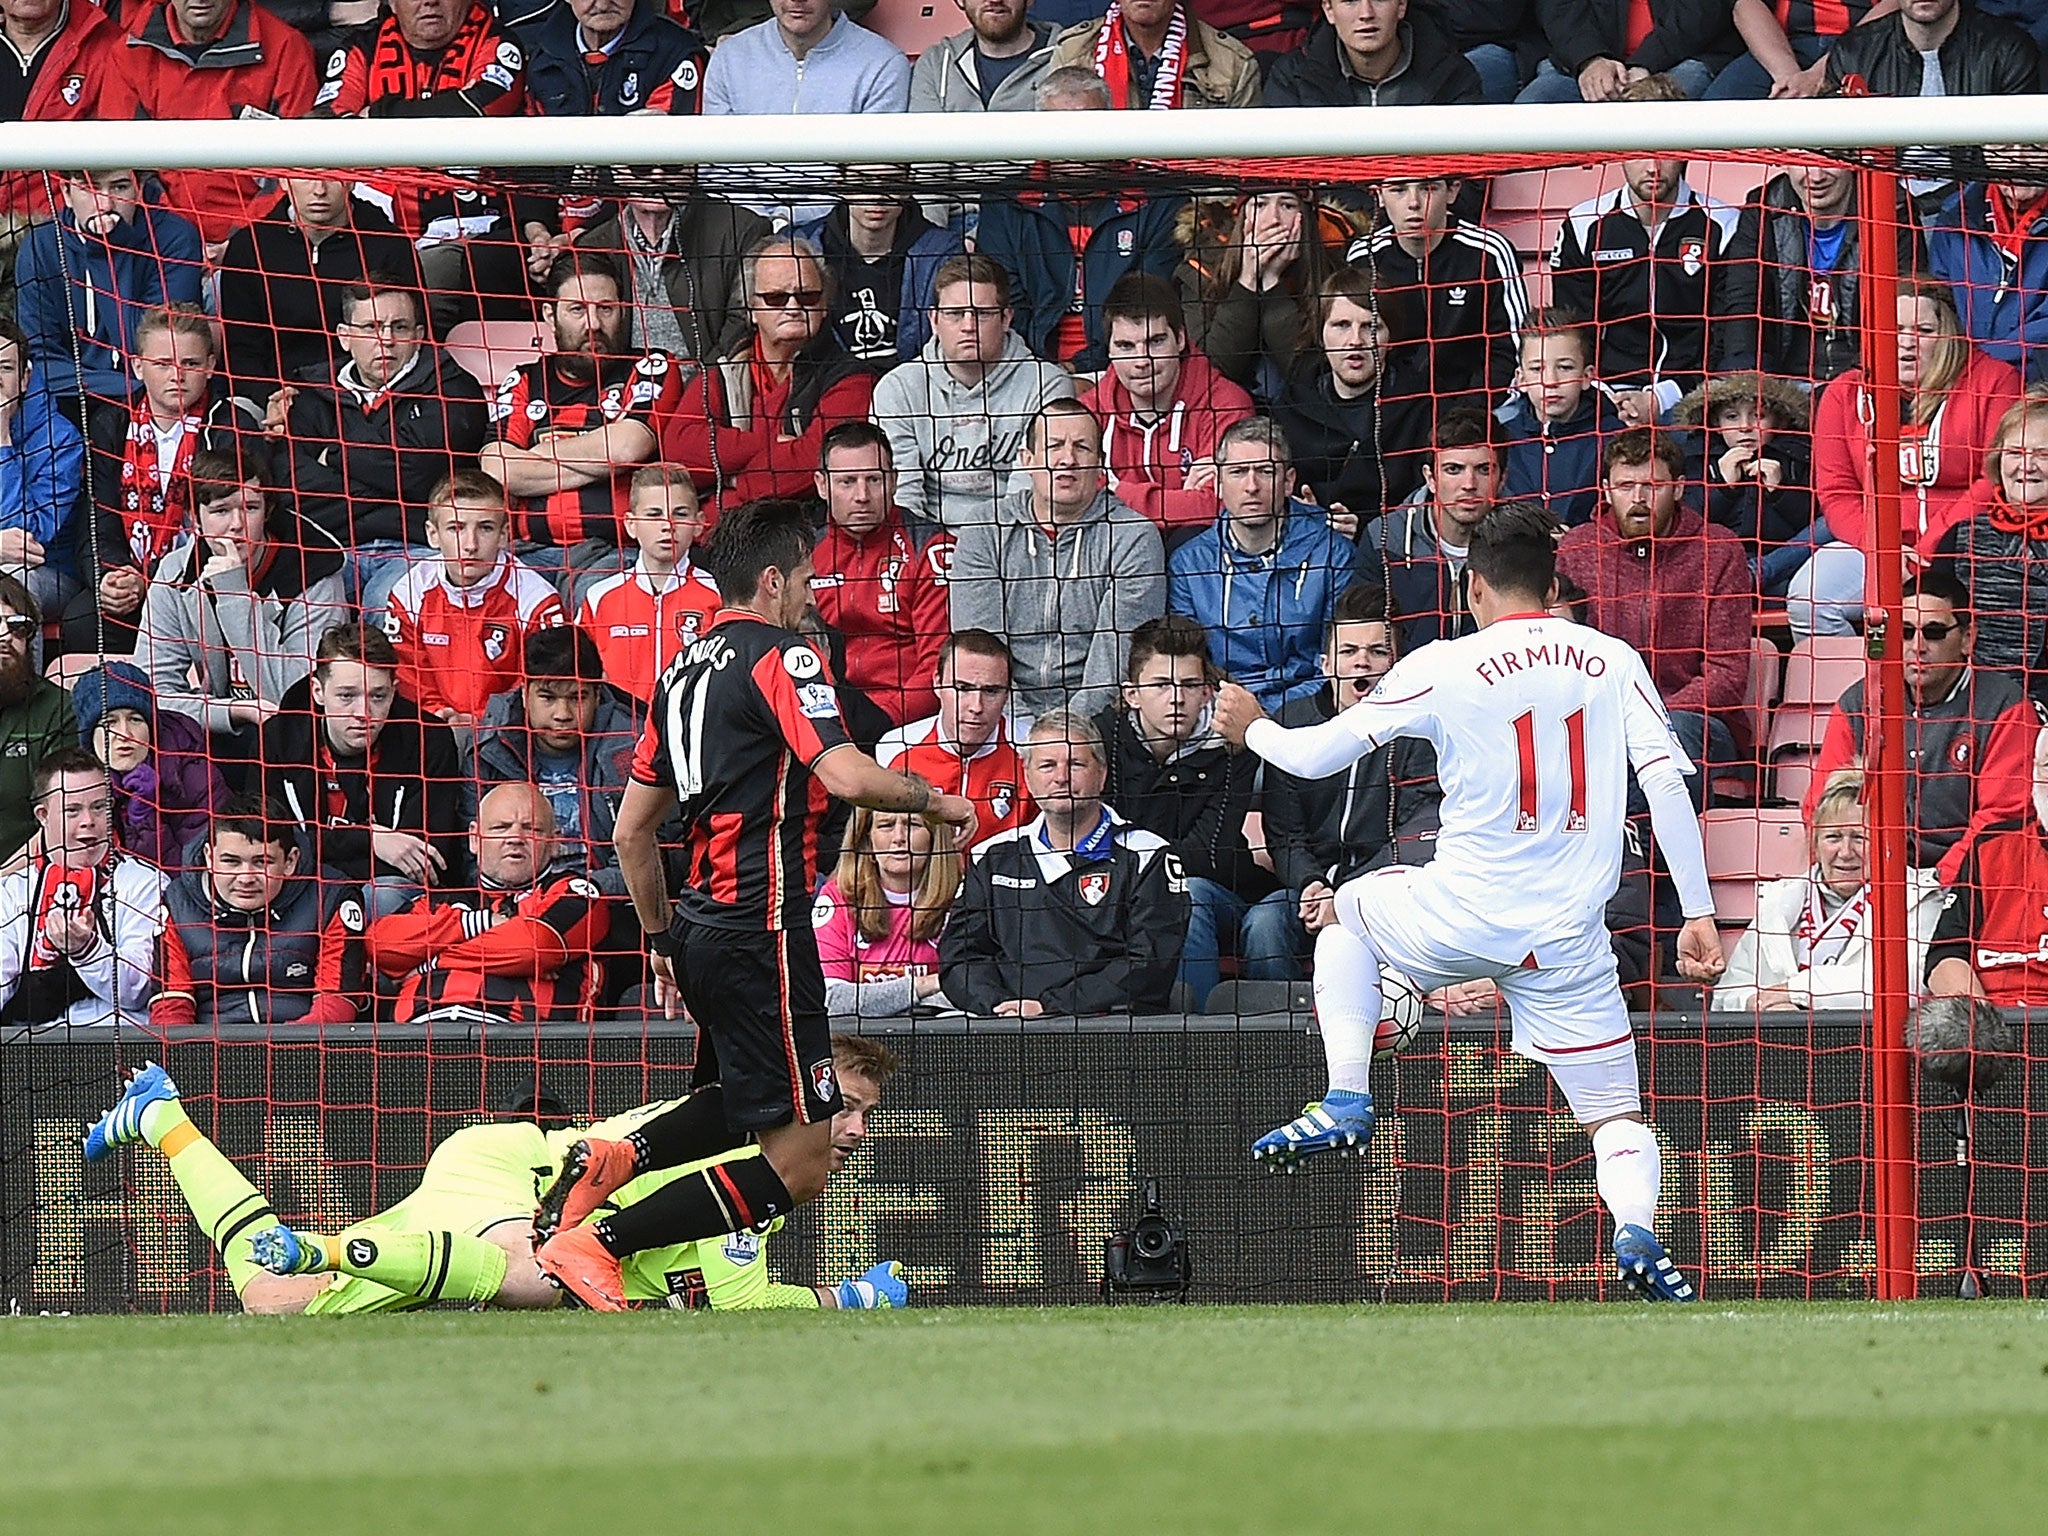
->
[[444, 319, 550, 389], [1766, 636, 1864, 761], [861, 0, 959, 58], [1703, 806, 1810, 926]]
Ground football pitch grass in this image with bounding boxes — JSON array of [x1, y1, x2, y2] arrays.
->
[[4, 1303, 2046, 1534]]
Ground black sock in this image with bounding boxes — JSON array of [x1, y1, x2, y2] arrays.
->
[[595, 1155, 795, 1257], [625, 1085, 747, 1172]]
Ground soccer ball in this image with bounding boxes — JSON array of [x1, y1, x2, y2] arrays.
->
[[1374, 967, 1426, 1057]]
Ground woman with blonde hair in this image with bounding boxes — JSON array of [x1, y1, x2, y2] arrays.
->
[[812, 806, 962, 1016], [1713, 770, 1944, 1012], [1942, 386, 2048, 677], [1791, 278, 2021, 638]]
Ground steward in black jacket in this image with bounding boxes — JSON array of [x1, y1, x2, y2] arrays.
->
[[939, 809, 1188, 1016]]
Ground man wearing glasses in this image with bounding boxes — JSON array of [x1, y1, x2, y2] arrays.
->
[[0, 746, 178, 1030], [879, 628, 1032, 842], [1805, 570, 2039, 882], [266, 275, 489, 615], [0, 574, 78, 865]]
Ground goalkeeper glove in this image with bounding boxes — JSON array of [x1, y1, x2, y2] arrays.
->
[[834, 1260, 908, 1310]]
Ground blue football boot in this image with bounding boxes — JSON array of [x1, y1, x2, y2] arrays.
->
[[1614, 1224, 1696, 1302], [1251, 1089, 1376, 1170], [82, 1061, 180, 1162]]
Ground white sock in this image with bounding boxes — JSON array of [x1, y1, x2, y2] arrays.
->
[[1591, 1119, 1661, 1234], [1312, 923, 1381, 1096]]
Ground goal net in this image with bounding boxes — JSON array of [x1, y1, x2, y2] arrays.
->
[[0, 100, 2039, 1311]]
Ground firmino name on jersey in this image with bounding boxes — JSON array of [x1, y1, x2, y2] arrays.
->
[[1474, 641, 1609, 688]]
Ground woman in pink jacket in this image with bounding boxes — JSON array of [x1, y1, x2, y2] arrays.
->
[[1791, 279, 2021, 637], [812, 807, 963, 1018]]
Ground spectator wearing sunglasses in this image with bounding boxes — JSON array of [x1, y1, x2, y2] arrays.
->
[[1804, 570, 2038, 883]]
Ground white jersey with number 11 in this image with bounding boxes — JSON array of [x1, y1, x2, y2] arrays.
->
[[1246, 614, 1698, 953]]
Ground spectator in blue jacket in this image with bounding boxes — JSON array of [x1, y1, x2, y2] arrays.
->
[[15, 170, 204, 409], [1495, 308, 1622, 528], [972, 66, 1185, 369], [1168, 417, 1351, 711], [794, 193, 965, 366], [1924, 179, 2048, 385], [0, 316, 84, 616]]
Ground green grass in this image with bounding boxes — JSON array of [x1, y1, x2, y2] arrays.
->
[[5, 1304, 2048, 1534]]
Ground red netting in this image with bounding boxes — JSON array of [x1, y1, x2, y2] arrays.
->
[[0, 107, 2039, 1311]]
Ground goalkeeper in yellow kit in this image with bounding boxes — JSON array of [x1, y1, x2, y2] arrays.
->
[[80, 1035, 908, 1314]]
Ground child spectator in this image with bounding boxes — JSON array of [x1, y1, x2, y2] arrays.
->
[[809, 423, 953, 727], [1672, 371, 1816, 599], [73, 662, 228, 872], [473, 626, 642, 897], [138, 440, 350, 752], [15, 170, 204, 407], [812, 806, 962, 1017], [260, 622, 467, 918], [385, 470, 567, 730], [574, 465, 721, 704], [0, 314, 84, 614], [73, 303, 260, 659], [1496, 309, 1622, 528]]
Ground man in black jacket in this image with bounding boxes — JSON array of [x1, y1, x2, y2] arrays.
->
[[266, 277, 489, 614], [1095, 614, 1289, 1011], [940, 707, 1189, 1016], [1263, 0, 1484, 107], [1519, 0, 1739, 99], [1263, 583, 1440, 938], [1548, 84, 1759, 424], [1827, 0, 2040, 98], [574, 186, 770, 362], [260, 622, 467, 920], [217, 178, 421, 393]]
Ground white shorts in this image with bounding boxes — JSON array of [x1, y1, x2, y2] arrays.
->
[[1334, 864, 1637, 1068]]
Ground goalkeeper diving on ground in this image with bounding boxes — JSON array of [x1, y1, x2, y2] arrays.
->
[[80, 1034, 907, 1314]]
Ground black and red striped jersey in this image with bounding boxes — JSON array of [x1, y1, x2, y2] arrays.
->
[[366, 872, 611, 1023], [487, 351, 681, 546], [631, 611, 854, 932], [1772, 0, 1870, 42]]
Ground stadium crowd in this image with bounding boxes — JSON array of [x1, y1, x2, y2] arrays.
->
[[4, 0, 2048, 1032]]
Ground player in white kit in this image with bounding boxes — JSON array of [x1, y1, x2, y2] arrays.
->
[[1212, 503, 1726, 1301]]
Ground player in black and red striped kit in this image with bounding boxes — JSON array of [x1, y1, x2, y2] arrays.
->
[[531, 499, 976, 1310], [365, 782, 611, 1023], [480, 252, 678, 550]]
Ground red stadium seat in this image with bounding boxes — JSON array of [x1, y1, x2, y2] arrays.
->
[[1766, 636, 1864, 760], [861, 0, 959, 58], [444, 318, 550, 389], [1703, 806, 1810, 926]]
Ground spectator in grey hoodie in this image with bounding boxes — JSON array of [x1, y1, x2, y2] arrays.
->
[[703, 0, 912, 226], [908, 0, 1060, 112], [138, 441, 349, 750], [949, 398, 1166, 721], [871, 253, 1074, 532]]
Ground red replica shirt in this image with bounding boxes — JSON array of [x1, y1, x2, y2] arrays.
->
[[576, 557, 721, 703], [488, 352, 679, 547], [385, 552, 567, 719], [810, 511, 953, 726], [876, 714, 1030, 843], [366, 873, 610, 1023]]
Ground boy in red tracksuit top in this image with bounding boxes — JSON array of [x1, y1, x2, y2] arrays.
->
[[1556, 428, 1755, 789], [808, 423, 952, 727], [366, 782, 610, 1023], [575, 466, 720, 703], [385, 469, 565, 727], [1079, 273, 1253, 535]]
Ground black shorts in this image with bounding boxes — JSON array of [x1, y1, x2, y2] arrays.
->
[[675, 919, 841, 1133]]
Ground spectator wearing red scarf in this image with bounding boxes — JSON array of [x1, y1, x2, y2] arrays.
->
[[1046, 0, 1260, 108]]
